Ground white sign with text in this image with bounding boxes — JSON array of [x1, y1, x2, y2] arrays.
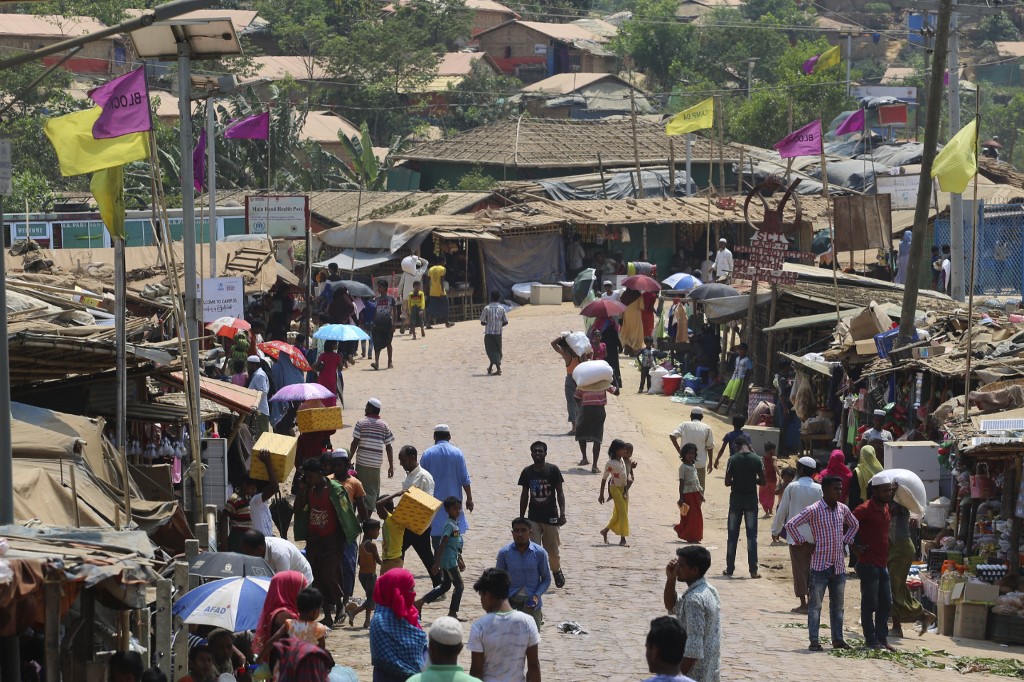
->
[[202, 276, 244, 322]]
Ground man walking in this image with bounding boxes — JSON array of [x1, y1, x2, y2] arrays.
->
[[384, 445, 441, 585], [670, 407, 715, 492], [852, 477, 895, 651], [246, 354, 271, 437], [518, 441, 566, 588], [293, 459, 362, 627], [468, 568, 541, 682], [349, 398, 395, 516], [784, 475, 860, 652], [712, 238, 733, 283], [723, 436, 765, 579], [480, 291, 509, 376], [496, 518, 551, 628], [427, 255, 452, 328], [421, 425, 474, 550], [771, 457, 823, 613], [664, 546, 720, 682]]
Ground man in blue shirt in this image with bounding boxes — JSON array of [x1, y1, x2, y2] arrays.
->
[[496, 517, 551, 627], [420, 425, 474, 549]]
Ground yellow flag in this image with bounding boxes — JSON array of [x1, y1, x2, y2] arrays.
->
[[91, 165, 126, 239], [931, 119, 978, 194], [44, 107, 147, 177], [814, 45, 841, 72], [666, 97, 714, 136]]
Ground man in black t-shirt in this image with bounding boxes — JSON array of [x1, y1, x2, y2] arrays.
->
[[518, 441, 567, 588]]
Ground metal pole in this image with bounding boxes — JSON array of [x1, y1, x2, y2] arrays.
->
[[178, 43, 203, 520], [207, 98, 218, 277], [948, 2, 965, 301], [115, 237, 131, 527], [747, 59, 754, 99], [629, 87, 644, 199], [845, 34, 853, 95], [0, 195, 20, 682]]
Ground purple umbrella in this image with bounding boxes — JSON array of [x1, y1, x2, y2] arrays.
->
[[269, 382, 335, 403]]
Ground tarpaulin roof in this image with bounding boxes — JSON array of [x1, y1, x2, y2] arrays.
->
[[315, 214, 503, 252], [312, 249, 396, 271]]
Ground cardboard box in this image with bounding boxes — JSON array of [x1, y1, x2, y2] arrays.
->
[[296, 406, 343, 433], [392, 485, 443, 535], [249, 432, 298, 481], [849, 301, 892, 341], [937, 602, 957, 636], [854, 339, 879, 356], [953, 602, 990, 640], [952, 581, 999, 605]]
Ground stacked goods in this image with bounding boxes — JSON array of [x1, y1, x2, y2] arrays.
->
[[249, 433, 298, 481], [392, 486, 443, 535], [296, 406, 344, 433], [563, 331, 591, 358], [572, 360, 614, 391]]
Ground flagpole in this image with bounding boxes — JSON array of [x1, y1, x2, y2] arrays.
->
[[115, 233, 131, 528], [685, 134, 692, 197], [964, 85, 981, 419], [208, 99, 218, 278], [820, 149, 841, 323]]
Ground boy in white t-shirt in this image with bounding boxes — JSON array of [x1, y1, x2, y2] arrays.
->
[[468, 567, 540, 682]]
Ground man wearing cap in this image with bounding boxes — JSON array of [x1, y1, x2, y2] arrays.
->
[[770, 457, 823, 614], [408, 616, 481, 682], [670, 408, 715, 492], [421, 425, 474, 550], [246, 355, 271, 437], [862, 410, 893, 445], [713, 238, 733, 283], [601, 281, 617, 300], [350, 398, 396, 517]]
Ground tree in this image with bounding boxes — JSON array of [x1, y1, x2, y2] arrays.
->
[[338, 121, 405, 190], [973, 14, 1020, 43], [613, 0, 694, 93], [441, 62, 521, 132], [739, 0, 811, 25]]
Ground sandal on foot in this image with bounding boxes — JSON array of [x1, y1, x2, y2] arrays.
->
[[808, 643, 823, 652], [591, 466, 600, 473]]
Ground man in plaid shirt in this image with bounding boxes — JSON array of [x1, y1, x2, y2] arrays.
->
[[784, 475, 860, 652], [480, 291, 509, 376]]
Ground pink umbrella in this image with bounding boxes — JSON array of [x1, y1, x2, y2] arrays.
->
[[206, 317, 251, 339], [269, 382, 336, 403], [621, 274, 661, 292], [258, 341, 313, 372], [580, 298, 628, 318]]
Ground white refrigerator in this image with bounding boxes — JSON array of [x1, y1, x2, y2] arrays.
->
[[883, 440, 950, 500]]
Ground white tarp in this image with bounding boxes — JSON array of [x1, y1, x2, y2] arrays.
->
[[312, 249, 394, 272]]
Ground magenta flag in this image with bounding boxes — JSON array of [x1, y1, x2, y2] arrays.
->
[[801, 55, 819, 76], [774, 119, 823, 158], [224, 112, 270, 140], [835, 109, 865, 136], [192, 128, 206, 193], [88, 66, 151, 139]]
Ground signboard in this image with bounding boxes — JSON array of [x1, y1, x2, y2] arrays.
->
[[10, 222, 50, 242], [201, 276, 244, 322], [246, 195, 309, 239], [534, 44, 548, 55], [732, 232, 808, 286], [0, 140, 10, 196], [852, 86, 918, 103], [877, 174, 933, 211]]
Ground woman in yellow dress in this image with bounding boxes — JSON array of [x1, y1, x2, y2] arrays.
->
[[598, 439, 630, 545]]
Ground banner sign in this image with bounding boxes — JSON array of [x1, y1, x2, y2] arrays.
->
[[202, 276, 244, 322], [246, 195, 309, 238]]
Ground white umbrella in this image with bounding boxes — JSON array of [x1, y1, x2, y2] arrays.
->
[[171, 576, 271, 632]]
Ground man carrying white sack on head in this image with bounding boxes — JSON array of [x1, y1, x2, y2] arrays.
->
[[398, 255, 428, 335]]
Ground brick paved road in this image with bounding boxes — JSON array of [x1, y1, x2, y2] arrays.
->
[[321, 303, 1018, 680]]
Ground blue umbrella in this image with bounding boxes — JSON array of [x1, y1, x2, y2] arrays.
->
[[313, 324, 371, 342], [172, 576, 271, 632], [662, 273, 703, 291]]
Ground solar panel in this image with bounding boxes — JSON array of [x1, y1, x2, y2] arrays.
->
[[980, 419, 1024, 431]]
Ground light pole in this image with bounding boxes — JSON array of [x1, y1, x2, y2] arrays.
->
[[747, 58, 758, 99]]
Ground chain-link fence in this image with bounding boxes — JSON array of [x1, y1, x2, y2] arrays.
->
[[933, 202, 1024, 297]]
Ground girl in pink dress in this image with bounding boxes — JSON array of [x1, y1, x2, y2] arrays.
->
[[313, 340, 343, 407]]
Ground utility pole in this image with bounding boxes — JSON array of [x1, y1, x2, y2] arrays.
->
[[747, 58, 757, 99], [948, 2, 964, 301], [898, 0, 953, 344], [845, 33, 853, 95]]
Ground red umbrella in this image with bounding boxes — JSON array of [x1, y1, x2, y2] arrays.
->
[[206, 316, 250, 339], [257, 341, 313, 372], [621, 274, 661, 292], [580, 298, 628, 318]]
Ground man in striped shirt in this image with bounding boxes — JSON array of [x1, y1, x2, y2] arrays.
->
[[480, 291, 509, 376], [784, 475, 859, 652], [349, 398, 395, 517]]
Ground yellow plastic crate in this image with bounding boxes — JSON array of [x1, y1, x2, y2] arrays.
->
[[296, 406, 343, 433], [392, 486, 443, 535], [249, 432, 298, 481]]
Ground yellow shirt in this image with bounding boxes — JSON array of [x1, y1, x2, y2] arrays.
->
[[409, 290, 426, 310], [428, 265, 446, 297], [382, 513, 403, 561]]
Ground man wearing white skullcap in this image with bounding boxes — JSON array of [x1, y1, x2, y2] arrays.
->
[[407, 616, 479, 682], [862, 409, 893, 445], [771, 455, 823, 614], [349, 399, 394, 516], [246, 355, 271, 437]]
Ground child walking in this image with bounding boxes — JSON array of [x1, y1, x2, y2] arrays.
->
[[674, 443, 704, 542], [598, 439, 630, 546], [416, 496, 466, 619], [408, 280, 427, 340], [375, 496, 404, 574], [346, 520, 381, 628], [264, 587, 328, 653], [759, 442, 779, 517], [637, 336, 655, 393], [716, 342, 752, 415]]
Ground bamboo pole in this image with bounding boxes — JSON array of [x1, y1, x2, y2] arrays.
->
[[963, 87, 982, 418], [44, 580, 60, 682]]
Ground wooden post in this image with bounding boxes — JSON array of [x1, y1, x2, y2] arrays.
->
[[154, 580, 172, 674], [1011, 457, 1023, 578], [629, 87, 644, 200], [185, 539, 201, 589], [204, 504, 218, 551], [737, 147, 744, 193], [744, 278, 759, 368], [70, 464, 81, 528], [716, 95, 725, 195], [196, 523, 209, 551], [138, 608, 151, 664], [119, 610, 131, 651], [477, 241, 488, 302], [172, 562, 190, 682], [44, 580, 61, 682], [597, 153, 608, 199], [762, 284, 780, 384], [668, 138, 676, 191]]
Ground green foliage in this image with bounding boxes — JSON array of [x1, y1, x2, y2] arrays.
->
[[739, 0, 811, 26], [338, 121, 406, 190], [613, 0, 694, 93], [441, 62, 521, 132], [508, 0, 592, 21], [7, 170, 58, 213], [973, 14, 1020, 43], [12, 0, 127, 25], [456, 167, 497, 190], [864, 3, 891, 14]]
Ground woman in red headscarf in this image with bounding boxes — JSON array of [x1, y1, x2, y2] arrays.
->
[[816, 449, 853, 504], [369, 568, 427, 681], [254, 570, 306, 659]]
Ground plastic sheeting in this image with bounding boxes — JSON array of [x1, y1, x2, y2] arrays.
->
[[482, 233, 564, 300], [810, 159, 894, 193], [538, 169, 695, 201]]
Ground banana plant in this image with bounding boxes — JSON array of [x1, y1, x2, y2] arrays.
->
[[338, 121, 406, 191]]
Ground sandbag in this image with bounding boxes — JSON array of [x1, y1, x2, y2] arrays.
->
[[573, 360, 613, 391], [649, 366, 669, 394], [565, 331, 591, 358], [401, 255, 422, 275], [871, 468, 927, 515]]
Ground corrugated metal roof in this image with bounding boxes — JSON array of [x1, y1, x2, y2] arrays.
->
[[514, 20, 607, 43], [437, 52, 500, 76], [465, 0, 517, 13], [520, 72, 626, 95], [240, 55, 329, 83], [0, 14, 108, 37]]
